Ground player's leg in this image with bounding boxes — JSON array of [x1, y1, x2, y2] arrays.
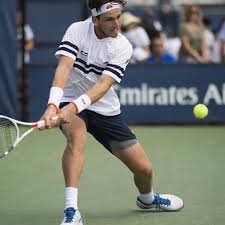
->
[[59, 113, 87, 225], [114, 143, 184, 211], [61, 115, 87, 188], [114, 143, 155, 202], [86, 111, 183, 211]]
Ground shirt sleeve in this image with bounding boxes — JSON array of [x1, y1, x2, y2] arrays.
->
[[55, 22, 82, 61], [103, 40, 133, 83]]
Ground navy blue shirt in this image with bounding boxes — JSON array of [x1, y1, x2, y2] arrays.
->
[[147, 53, 177, 63]]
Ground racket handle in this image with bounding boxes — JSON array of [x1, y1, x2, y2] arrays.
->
[[36, 120, 45, 129], [35, 116, 59, 129]]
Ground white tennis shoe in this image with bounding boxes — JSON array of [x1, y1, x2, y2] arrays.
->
[[136, 193, 184, 211], [60, 207, 83, 225]]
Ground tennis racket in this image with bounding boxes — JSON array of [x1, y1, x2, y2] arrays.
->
[[0, 115, 58, 159]]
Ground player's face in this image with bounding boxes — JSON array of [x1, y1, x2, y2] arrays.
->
[[93, 9, 122, 38]]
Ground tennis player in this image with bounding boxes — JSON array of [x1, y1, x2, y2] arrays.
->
[[41, 1, 183, 224]]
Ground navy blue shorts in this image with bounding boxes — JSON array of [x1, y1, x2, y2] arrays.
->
[[59, 102, 137, 153]]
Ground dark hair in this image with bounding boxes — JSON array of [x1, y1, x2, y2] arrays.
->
[[202, 16, 211, 27], [87, 0, 126, 11]]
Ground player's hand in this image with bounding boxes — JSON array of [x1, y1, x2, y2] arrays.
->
[[40, 104, 59, 129], [58, 103, 77, 124]]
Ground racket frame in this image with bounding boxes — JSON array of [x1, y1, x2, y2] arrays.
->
[[0, 115, 46, 158]]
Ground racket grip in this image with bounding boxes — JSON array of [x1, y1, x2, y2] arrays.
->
[[35, 116, 59, 129], [36, 120, 45, 129]]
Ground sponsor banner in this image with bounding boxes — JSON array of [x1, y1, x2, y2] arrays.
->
[[115, 64, 225, 124], [28, 65, 225, 124]]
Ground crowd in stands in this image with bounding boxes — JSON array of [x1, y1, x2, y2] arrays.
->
[[121, 3, 225, 64]]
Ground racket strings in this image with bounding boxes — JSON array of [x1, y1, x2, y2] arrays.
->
[[0, 118, 17, 156]]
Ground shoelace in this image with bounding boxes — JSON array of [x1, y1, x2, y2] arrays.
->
[[153, 193, 171, 208], [64, 207, 76, 223]]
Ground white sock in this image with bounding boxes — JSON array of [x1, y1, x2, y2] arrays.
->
[[139, 191, 154, 204], [65, 187, 78, 209]]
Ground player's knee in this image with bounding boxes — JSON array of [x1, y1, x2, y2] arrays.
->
[[66, 141, 85, 155], [65, 131, 86, 151]]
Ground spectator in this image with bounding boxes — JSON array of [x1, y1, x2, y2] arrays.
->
[[158, 0, 180, 38], [140, 8, 162, 40], [17, 9, 34, 70], [164, 31, 181, 60], [16, 9, 35, 120], [211, 16, 225, 63], [217, 17, 225, 63], [178, 5, 208, 63], [146, 34, 177, 63], [122, 12, 150, 63], [202, 16, 215, 63]]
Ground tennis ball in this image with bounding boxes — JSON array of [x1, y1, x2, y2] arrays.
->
[[193, 104, 208, 119]]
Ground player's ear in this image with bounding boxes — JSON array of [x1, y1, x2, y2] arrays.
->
[[92, 16, 98, 25], [92, 16, 99, 26]]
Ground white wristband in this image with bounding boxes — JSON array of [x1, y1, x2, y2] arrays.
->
[[48, 87, 64, 107], [72, 94, 91, 113]]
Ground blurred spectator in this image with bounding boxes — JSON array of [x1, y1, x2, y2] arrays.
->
[[146, 34, 177, 64], [17, 9, 34, 70], [178, 5, 208, 64], [140, 8, 162, 40], [202, 17, 215, 63], [158, 0, 180, 37], [122, 12, 150, 64], [164, 31, 181, 60], [217, 17, 225, 63], [16, 9, 34, 120]]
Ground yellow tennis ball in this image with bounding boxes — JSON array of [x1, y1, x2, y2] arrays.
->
[[193, 104, 208, 119]]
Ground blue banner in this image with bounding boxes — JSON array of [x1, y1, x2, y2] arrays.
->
[[28, 64, 225, 124], [116, 64, 225, 124]]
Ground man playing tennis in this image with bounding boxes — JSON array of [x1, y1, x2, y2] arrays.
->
[[41, 1, 183, 224]]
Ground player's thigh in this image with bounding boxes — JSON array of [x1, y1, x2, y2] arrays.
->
[[114, 143, 153, 174], [61, 115, 88, 148]]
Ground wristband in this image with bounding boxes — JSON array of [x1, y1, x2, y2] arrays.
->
[[72, 94, 91, 113], [48, 87, 64, 108]]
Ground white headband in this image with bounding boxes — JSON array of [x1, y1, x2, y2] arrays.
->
[[91, 2, 123, 16]]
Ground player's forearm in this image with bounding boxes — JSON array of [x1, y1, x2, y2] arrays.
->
[[52, 65, 70, 88], [86, 82, 111, 103], [52, 57, 74, 88], [47, 56, 74, 111], [69, 75, 114, 114], [85, 75, 114, 103]]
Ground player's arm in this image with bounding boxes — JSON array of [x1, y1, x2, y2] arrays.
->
[[41, 56, 74, 127], [85, 74, 115, 103], [52, 56, 74, 88], [59, 74, 115, 123]]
